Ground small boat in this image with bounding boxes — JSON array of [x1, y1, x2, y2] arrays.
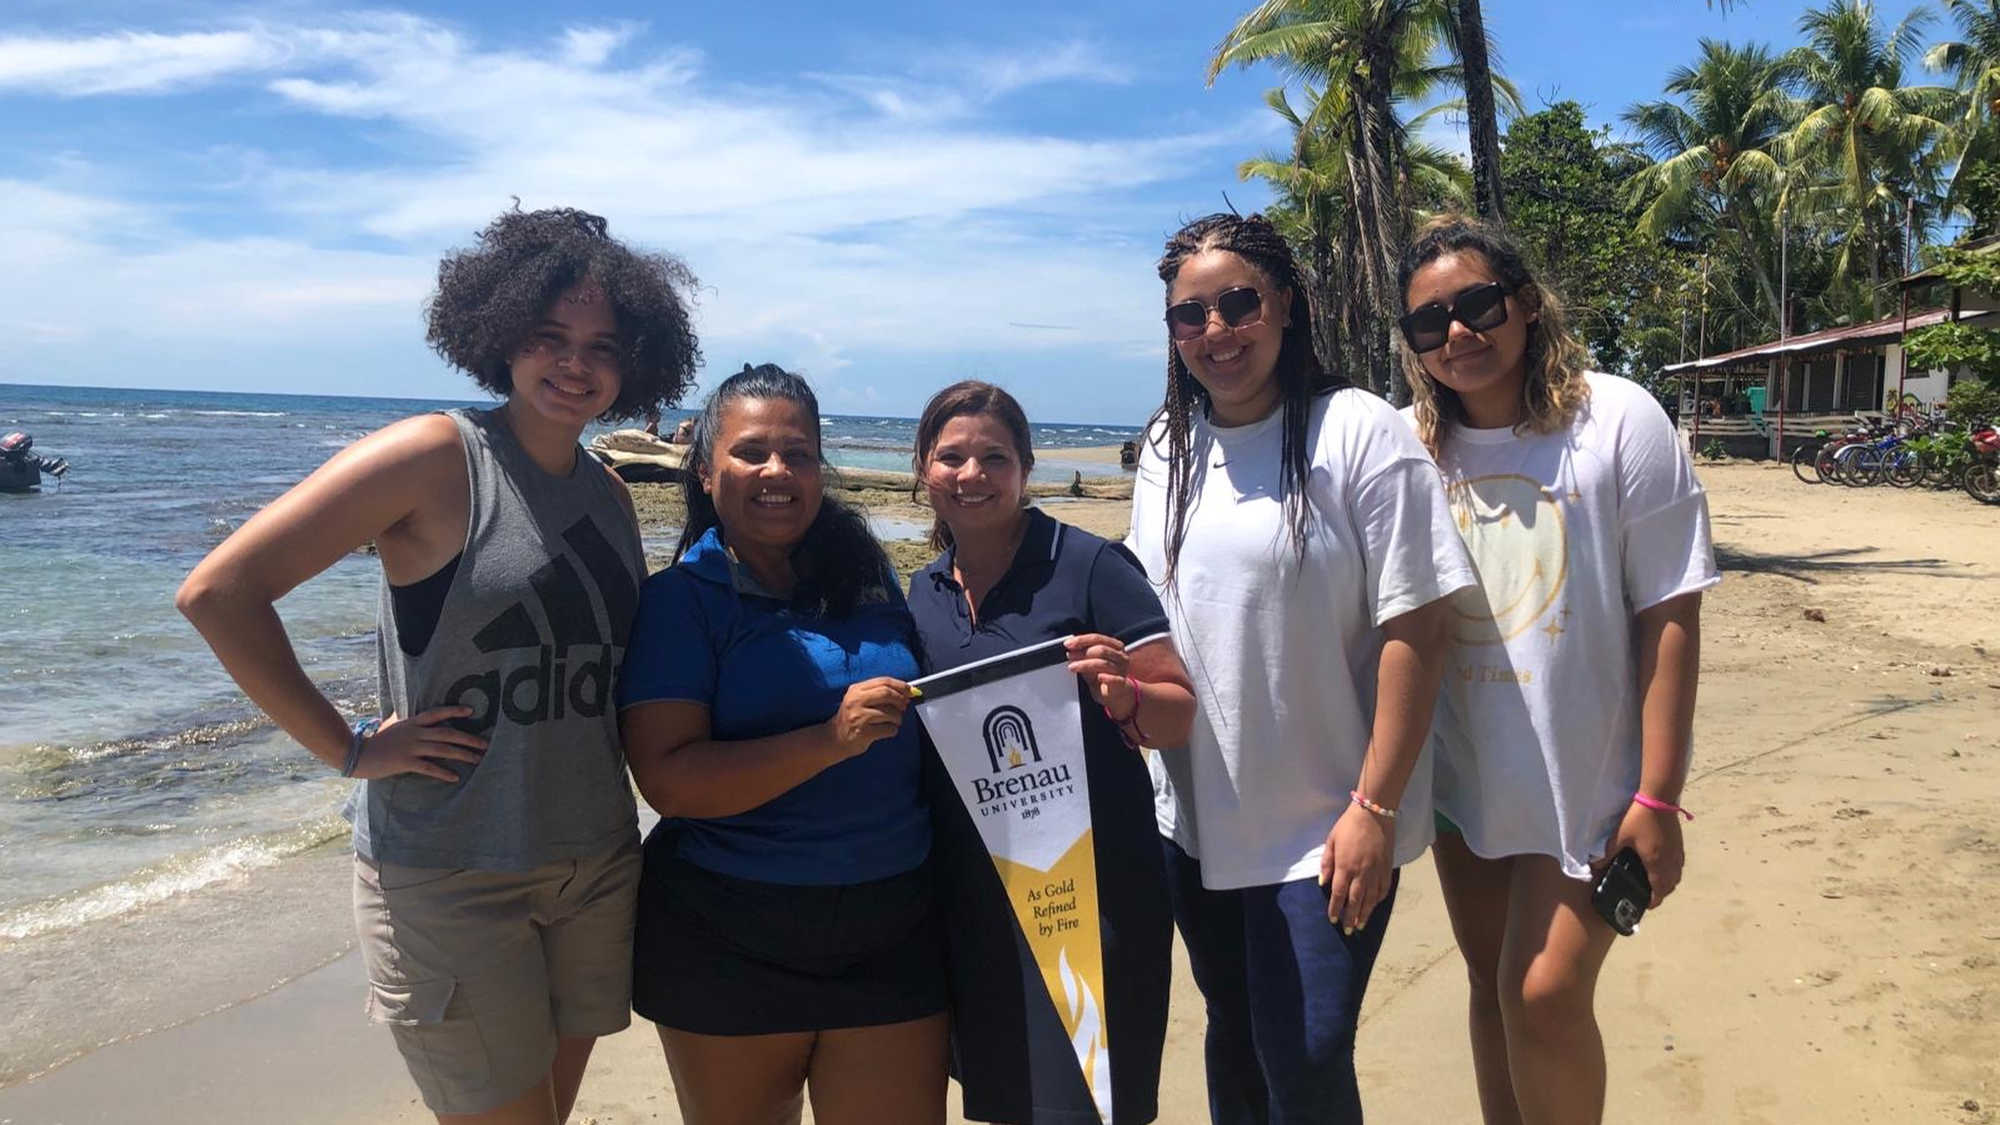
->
[[588, 429, 690, 483], [1, 432, 68, 493]]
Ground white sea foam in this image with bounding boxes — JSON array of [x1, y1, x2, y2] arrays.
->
[[0, 820, 344, 942], [188, 410, 287, 417]]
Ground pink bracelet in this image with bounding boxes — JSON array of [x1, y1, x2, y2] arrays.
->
[[1633, 792, 1693, 821], [1102, 674, 1149, 747], [1349, 789, 1398, 820]]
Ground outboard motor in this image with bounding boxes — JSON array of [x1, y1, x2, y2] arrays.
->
[[0, 431, 69, 493]]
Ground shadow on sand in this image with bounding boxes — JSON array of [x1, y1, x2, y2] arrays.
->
[[1715, 544, 1965, 585]]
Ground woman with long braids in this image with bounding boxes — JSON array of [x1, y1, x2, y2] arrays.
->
[[1125, 212, 1475, 1124], [178, 207, 701, 1124], [618, 364, 946, 1125], [1397, 217, 1715, 1125]]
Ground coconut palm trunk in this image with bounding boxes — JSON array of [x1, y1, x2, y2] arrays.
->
[[1457, 0, 1508, 223], [1347, 72, 1409, 399]]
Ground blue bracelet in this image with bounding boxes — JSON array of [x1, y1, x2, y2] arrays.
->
[[342, 717, 381, 778]]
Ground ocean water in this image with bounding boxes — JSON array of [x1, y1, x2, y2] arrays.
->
[[0, 380, 1138, 1079]]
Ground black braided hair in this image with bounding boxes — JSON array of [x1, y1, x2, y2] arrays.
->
[[425, 206, 702, 422], [1150, 213, 1348, 587], [675, 364, 894, 619]]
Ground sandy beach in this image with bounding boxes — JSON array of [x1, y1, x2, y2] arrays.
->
[[4, 457, 1996, 1125]]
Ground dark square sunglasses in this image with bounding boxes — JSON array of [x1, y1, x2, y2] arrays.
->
[[1397, 281, 1511, 354], [1165, 286, 1266, 341]]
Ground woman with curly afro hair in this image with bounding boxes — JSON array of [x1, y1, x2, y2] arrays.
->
[[178, 206, 701, 1125]]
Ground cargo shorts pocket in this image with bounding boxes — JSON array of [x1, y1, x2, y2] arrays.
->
[[366, 978, 455, 1026], [367, 977, 500, 1114]]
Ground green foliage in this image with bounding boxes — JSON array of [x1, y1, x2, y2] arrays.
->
[[1905, 429, 1975, 475], [1905, 320, 2000, 380], [1501, 102, 1699, 376], [1701, 438, 1728, 461], [1944, 373, 2000, 422], [1927, 245, 2000, 291], [1957, 155, 2000, 237]]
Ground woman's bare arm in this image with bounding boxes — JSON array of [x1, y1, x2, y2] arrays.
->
[[175, 415, 467, 767]]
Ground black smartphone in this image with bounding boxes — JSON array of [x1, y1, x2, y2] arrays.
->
[[1591, 848, 1652, 936]]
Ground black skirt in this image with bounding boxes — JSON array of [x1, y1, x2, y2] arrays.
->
[[632, 828, 947, 1036]]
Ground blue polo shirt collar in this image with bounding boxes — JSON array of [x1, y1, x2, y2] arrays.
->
[[680, 527, 786, 600]]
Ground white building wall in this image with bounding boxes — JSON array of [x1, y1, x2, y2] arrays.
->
[[1882, 343, 1963, 411]]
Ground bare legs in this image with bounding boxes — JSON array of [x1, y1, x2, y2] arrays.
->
[[656, 1013, 948, 1125], [435, 1035, 600, 1125], [1433, 833, 1617, 1125]]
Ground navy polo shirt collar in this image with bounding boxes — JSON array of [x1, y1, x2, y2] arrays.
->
[[680, 527, 785, 600], [922, 505, 1064, 619]]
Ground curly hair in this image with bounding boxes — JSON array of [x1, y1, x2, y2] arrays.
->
[[1150, 212, 1349, 588], [675, 364, 895, 619], [425, 206, 702, 422], [1396, 216, 1592, 460], [911, 380, 1036, 553]]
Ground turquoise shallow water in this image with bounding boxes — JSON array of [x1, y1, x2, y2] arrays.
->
[[0, 382, 1139, 938]]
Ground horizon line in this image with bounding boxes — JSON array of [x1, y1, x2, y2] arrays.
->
[[0, 380, 1153, 431]]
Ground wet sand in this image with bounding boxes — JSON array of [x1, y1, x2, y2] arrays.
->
[[4, 461, 1995, 1124]]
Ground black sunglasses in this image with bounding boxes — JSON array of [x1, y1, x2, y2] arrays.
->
[[1165, 286, 1266, 341], [1397, 282, 1511, 354]]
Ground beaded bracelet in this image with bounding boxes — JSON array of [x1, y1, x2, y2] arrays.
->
[[1349, 789, 1398, 820]]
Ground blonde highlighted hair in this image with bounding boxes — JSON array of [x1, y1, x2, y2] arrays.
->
[[1396, 216, 1592, 459]]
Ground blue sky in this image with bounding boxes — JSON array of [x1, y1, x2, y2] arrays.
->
[[0, 0, 1940, 423]]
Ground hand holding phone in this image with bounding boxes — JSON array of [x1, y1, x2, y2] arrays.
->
[[1591, 848, 1652, 936]]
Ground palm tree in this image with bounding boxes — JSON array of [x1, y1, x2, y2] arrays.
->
[[1926, 0, 2000, 222], [1624, 40, 1802, 333], [1453, 0, 1508, 222], [1929, 0, 2000, 119], [1239, 86, 1352, 377], [1209, 0, 1499, 398], [1240, 89, 1472, 382], [1781, 0, 1954, 302]]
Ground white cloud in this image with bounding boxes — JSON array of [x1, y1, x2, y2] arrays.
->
[[560, 23, 640, 67], [0, 29, 289, 94], [953, 40, 1134, 99], [1, 12, 1241, 418]]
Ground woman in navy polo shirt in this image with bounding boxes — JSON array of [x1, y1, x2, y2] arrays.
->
[[618, 364, 945, 1124], [906, 380, 1196, 1125]]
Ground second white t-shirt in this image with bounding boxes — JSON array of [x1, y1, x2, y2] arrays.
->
[[1403, 372, 1721, 879], [1128, 388, 1476, 890]]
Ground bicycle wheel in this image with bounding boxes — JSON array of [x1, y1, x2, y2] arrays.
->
[[1887, 450, 1922, 488], [1814, 442, 1849, 484], [1967, 460, 2000, 505], [1842, 446, 1883, 486], [1791, 442, 1823, 484]]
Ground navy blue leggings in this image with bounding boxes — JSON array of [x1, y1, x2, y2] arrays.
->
[[1162, 838, 1399, 1125]]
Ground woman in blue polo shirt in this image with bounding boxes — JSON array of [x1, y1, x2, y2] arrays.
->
[[618, 364, 944, 1124], [906, 380, 1196, 1125]]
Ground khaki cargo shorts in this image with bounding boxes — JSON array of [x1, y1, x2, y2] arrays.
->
[[353, 836, 641, 1116]]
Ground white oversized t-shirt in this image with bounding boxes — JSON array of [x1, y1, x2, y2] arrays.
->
[[1127, 388, 1477, 890], [1402, 372, 1720, 879]]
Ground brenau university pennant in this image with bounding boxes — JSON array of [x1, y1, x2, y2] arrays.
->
[[913, 637, 1113, 1123]]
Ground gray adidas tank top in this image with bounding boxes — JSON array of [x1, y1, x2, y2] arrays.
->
[[347, 408, 643, 870]]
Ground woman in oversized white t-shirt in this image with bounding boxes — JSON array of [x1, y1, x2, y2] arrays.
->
[[1395, 217, 1718, 1125], [1127, 213, 1475, 1124]]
